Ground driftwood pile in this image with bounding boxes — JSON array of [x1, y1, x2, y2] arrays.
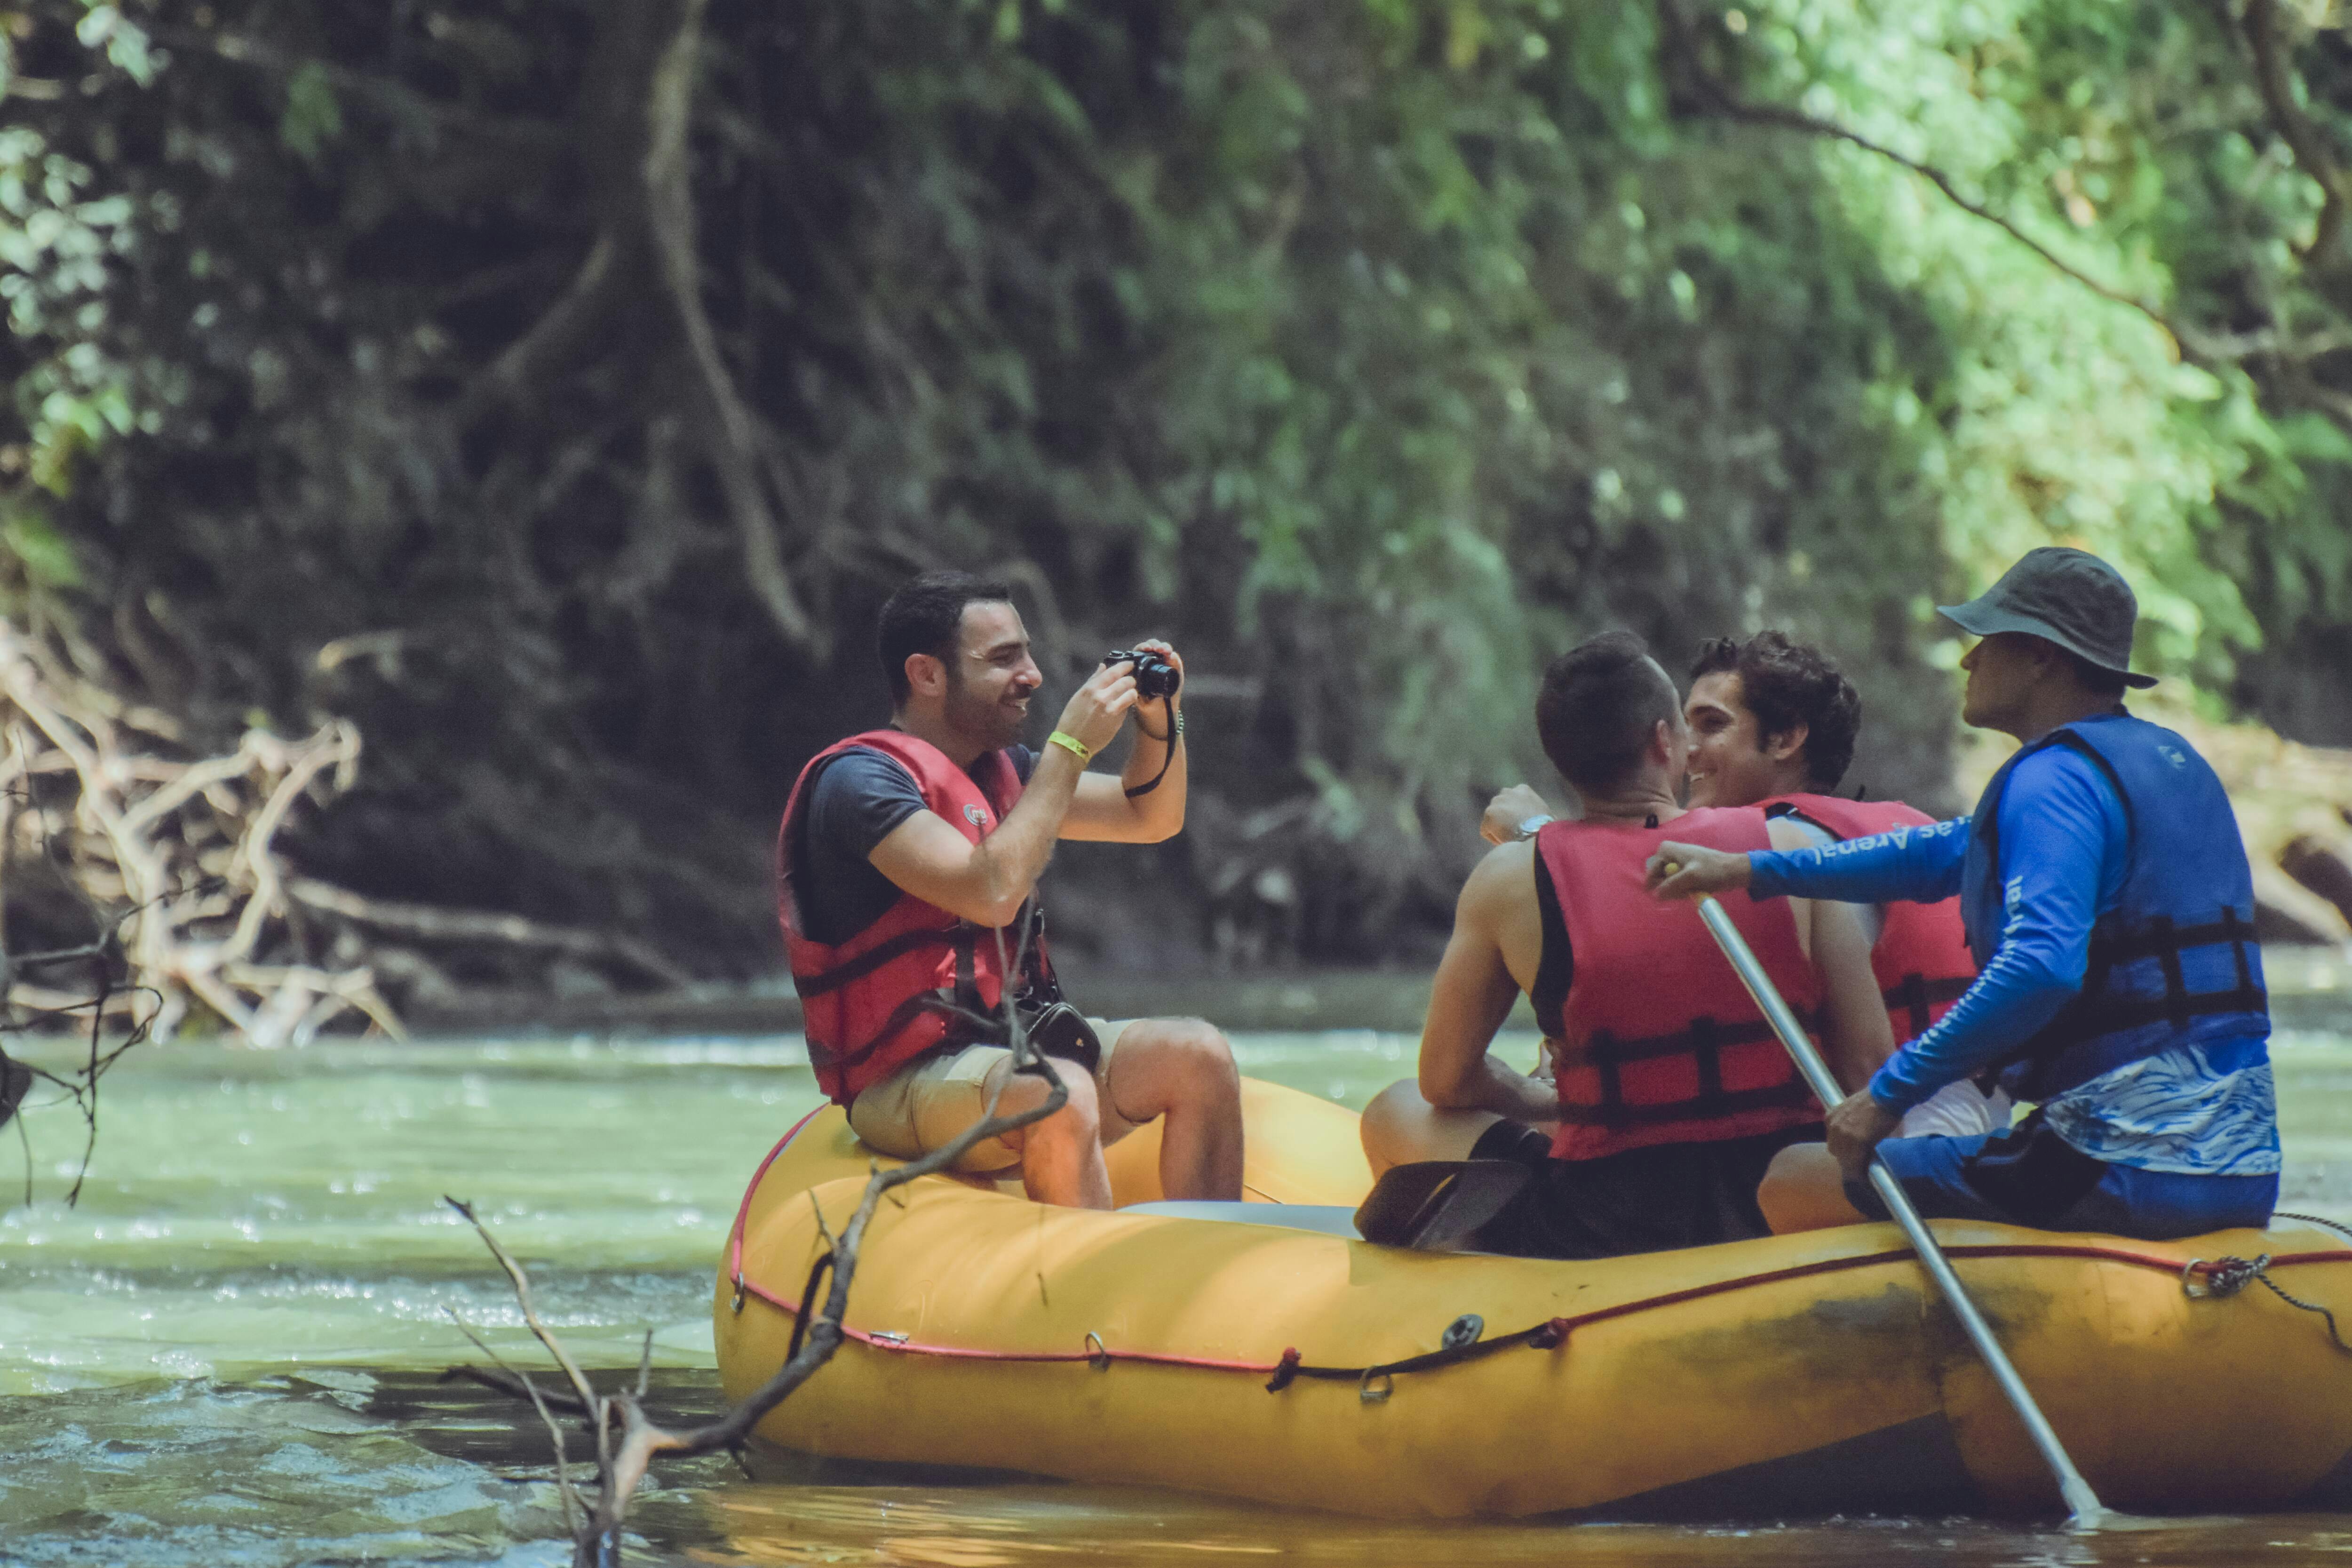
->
[[0, 619, 682, 1049]]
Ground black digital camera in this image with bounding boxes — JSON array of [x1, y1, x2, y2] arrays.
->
[[1102, 647, 1181, 701]]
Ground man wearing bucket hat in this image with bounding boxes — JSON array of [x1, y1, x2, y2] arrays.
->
[[1646, 547, 2279, 1240]]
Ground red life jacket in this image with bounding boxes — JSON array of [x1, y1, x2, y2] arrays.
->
[[1760, 793, 1978, 1044], [776, 730, 1045, 1106], [1536, 807, 1825, 1162]]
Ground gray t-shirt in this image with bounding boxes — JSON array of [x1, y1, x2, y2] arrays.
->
[[795, 744, 1036, 945]]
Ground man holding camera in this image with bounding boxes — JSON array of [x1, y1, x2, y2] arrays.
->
[[777, 570, 1241, 1210]]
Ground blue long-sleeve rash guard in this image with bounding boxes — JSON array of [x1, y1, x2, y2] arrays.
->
[[1747, 750, 2128, 1114]]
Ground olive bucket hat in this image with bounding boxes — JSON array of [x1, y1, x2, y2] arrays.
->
[[1937, 546, 2157, 689]]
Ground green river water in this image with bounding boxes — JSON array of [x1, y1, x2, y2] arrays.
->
[[9, 982, 2352, 1567]]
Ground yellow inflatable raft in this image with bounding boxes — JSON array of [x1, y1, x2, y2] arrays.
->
[[715, 1078, 2352, 1518]]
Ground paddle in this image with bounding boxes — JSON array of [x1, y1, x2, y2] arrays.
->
[[1680, 883, 2111, 1529]]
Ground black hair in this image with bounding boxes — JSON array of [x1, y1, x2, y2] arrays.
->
[[1535, 631, 1682, 797], [1688, 631, 1861, 790], [877, 570, 1015, 706]]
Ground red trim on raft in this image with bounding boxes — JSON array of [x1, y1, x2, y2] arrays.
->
[[726, 1106, 824, 1289], [726, 1205, 2352, 1376]]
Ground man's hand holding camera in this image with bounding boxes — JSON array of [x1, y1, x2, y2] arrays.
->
[[1104, 640, 1184, 707], [1048, 640, 1184, 759], [1103, 639, 1185, 825], [1039, 638, 1188, 844], [1050, 658, 1142, 762]]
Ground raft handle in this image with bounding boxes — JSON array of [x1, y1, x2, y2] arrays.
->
[[2183, 1253, 2352, 1353], [2183, 1255, 2267, 1299]]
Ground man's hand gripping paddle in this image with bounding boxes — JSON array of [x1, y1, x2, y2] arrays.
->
[[1664, 864, 2112, 1530]]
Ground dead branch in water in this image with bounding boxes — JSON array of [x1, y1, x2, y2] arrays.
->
[[445, 928, 1063, 1568]]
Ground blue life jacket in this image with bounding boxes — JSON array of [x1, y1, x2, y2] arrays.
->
[[1960, 711, 2268, 1100]]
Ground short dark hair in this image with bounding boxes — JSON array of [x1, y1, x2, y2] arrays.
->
[[1536, 631, 1682, 797], [1687, 631, 1861, 790], [2057, 645, 2130, 699], [878, 570, 1014, 705]]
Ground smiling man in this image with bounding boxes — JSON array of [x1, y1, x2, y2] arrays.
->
[[1648, 549, 2279, 1241], [1485, 631, 1999, 1139], [776, 571, 1240, 1210], [1684, 633, 2002, 1140], [1359, 632, 1894, 1260]]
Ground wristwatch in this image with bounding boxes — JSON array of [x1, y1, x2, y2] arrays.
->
[[1512, 814, 1555, 841]]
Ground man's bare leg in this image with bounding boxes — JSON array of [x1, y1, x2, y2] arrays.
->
[[1359, 1080, 1508, 1177], [1102, 1017, 1243, 1201], [1756, 1143, 1872, 1234], [985, 1054, 1113, 1210]]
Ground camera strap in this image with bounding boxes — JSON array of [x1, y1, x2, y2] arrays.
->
[[1122, 698, 1182, 799]]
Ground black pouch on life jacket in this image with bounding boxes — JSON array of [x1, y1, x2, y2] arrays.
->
[[1020, 1000, 1102, 1076], [1955, 1108, 2108, 1227]]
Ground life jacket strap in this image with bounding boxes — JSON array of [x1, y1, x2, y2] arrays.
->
[[811, 990, 952, 1075], [1554, 1014, 1787, 1070], [1886, 971, 1972, 1037], [2006, 906, 2266, 1097], [794, 923, 958, 999], [1553, 1081, 1817, 1129], [952, 924, 981, 1012], [1560, 1015, 1816, 1131], [2080, 905, 2266, 1022]]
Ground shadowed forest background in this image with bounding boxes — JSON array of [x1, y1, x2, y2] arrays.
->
[[7, 0, 2352, 1017]]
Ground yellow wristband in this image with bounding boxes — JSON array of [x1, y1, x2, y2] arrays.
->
[[1047, 730, 1092, 764]]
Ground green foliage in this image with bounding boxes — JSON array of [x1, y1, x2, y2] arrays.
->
[[0, 98, 131, 598], [277, 63, 342, 165], [7, 0, 2352, 966]]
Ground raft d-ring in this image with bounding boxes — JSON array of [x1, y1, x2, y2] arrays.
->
[[731, 1274, 746, 1314], [2182, 1258, 2210, 1299], [1085, 1331, 1112, 1372], [1359, 1369, 1394, 1405]]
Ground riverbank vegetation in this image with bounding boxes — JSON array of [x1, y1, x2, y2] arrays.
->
[[8, 0, 2352, 1014]]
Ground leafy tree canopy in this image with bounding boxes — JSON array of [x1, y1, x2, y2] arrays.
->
[[4, 0, 2349, 975]]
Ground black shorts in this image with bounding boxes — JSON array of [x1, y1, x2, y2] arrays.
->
[[1466, 1120, 1823, 1261]]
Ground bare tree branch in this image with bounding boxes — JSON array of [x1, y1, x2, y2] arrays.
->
[[639, 0, 819, 652], [2237, 0, 2352, 265], [0, 617, 699, 1077], [454, 0, 823, 656], [282, 878, 690, 988], [445, 1308, 590, 1538], [1654, 0, 2232, 364], [445, 916, 1065, 1565]]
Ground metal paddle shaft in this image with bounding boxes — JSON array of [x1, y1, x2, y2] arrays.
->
[[1691, 893, 2109, 1528]]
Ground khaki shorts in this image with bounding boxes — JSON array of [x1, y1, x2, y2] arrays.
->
[[847, 1018, 1141, 1173]]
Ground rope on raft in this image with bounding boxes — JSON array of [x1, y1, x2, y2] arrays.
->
[[722, 1117, 2352, 1392], [2188, 1215, 2352, 1354], [728, 1216, 2352, 1393]]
